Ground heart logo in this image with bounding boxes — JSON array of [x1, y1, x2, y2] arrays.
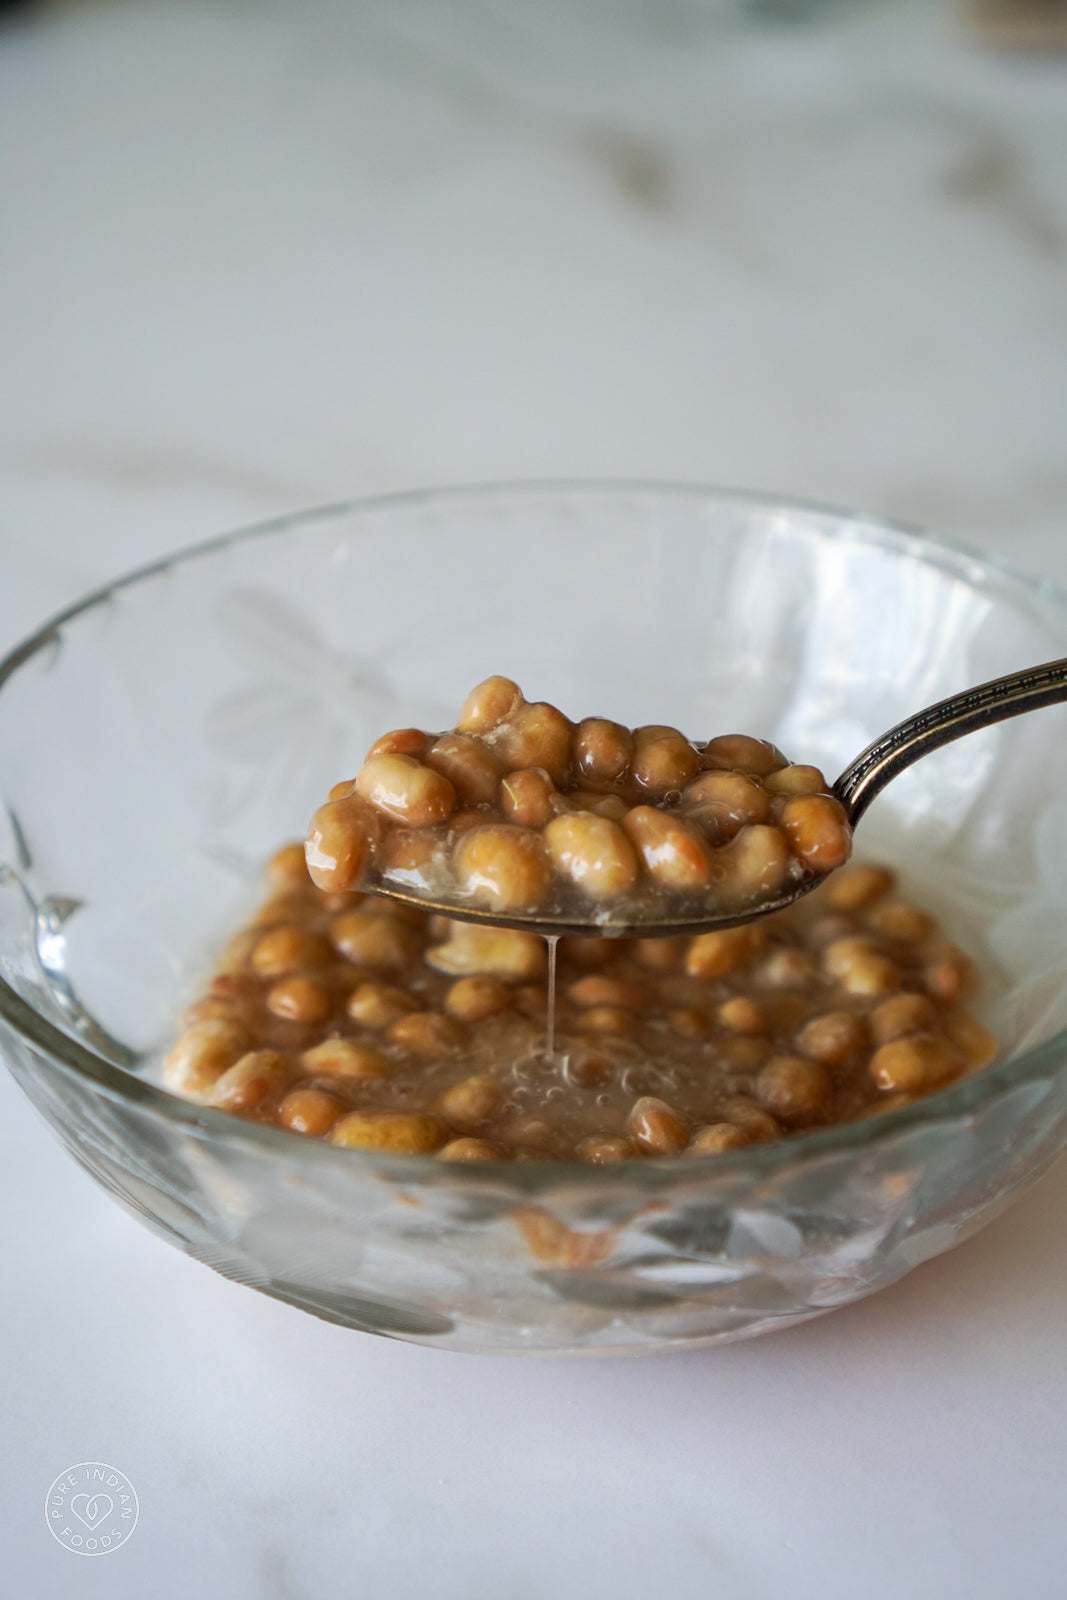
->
[[70, 1493, 113, 1531]]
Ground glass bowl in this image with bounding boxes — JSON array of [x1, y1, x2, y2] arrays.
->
[[2, 484, 1066, 1356]]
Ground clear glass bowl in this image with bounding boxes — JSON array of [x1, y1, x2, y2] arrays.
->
[[2, 484, 1066, 1355]]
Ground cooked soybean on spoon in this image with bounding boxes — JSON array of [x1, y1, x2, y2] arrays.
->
[[311, 659, 1067, 940]]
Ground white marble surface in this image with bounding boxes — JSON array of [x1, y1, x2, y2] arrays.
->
[[1, 2, 1066, 1596]]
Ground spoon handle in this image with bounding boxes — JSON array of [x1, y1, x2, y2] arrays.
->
[[833, 656, 1067, 826]]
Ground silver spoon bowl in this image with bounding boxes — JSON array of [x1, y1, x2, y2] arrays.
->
[[364, 656, 1067, 938]]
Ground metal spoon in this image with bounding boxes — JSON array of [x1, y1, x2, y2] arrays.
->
[[365, 657, 1067, 939]]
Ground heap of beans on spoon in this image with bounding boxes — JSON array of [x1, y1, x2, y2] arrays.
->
[[305, 676, 853, 931]]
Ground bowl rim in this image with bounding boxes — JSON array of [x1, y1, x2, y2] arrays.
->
[[2, 477, 1067, 1188]]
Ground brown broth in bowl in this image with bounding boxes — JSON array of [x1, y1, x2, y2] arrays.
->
[[162, 844, 994, 1161]]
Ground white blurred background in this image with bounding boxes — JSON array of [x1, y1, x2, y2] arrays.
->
[[1, 0, 1065, 643]]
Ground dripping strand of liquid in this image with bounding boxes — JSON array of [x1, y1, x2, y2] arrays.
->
[[543, 933, 559, 1063]]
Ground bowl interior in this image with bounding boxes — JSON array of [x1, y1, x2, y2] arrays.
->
[[2, 485, 1067, 1078]]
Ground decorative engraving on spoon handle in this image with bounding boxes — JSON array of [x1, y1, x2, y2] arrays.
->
[[834, 657, 1067, 826]]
